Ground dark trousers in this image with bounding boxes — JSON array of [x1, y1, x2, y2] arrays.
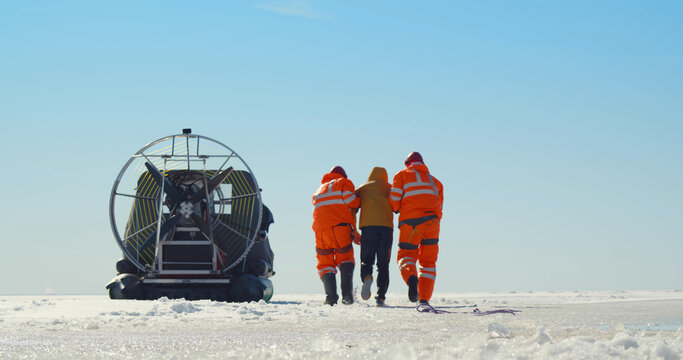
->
[[360, 226, 393, 299]]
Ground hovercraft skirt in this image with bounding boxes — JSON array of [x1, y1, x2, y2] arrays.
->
[[106, 273, 273, 302]]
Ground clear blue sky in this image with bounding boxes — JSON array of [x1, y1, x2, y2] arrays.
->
[[1, 1, 681, 295]]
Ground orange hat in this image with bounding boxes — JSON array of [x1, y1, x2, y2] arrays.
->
[[404, 152, 423, 166], [330, 166, 347, 178]]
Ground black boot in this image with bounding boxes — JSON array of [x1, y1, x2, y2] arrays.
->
[[339, 262, 354, 305], [321, 273, 338, 306], [408, 275, 418, 303]]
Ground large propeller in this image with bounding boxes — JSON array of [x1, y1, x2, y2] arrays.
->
[[143, 162, 183, 205], [138, 162, 233, 250]]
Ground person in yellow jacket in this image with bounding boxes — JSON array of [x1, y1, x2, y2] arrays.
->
[[355, 167, 394, 306]]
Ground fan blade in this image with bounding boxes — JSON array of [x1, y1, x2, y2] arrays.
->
[[190, 167, 234, 203], [207, 167, 233, 194], [137, 215, 180, 251], [144, 162, 183, 204], [190, 213, 213, 241]]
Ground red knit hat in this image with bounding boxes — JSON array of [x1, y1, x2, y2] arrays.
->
[[330, 166, 347, 178], [404, 152, 424, 166]]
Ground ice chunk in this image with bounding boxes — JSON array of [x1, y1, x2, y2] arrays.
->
[[488, 322, 511, 339], [612, 334, 639, 350], [170, 302, 200, 314], [654, 342, 680, 360], [531, 327, 553, 345]]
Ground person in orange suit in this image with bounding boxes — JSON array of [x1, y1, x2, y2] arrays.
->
[[389, 152, 443, 307], [312, 166, 360, 305]]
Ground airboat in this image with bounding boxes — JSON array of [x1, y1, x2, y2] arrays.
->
[[106, 129, 274, 302]]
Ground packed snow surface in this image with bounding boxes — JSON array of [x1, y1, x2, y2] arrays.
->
[[1, 290, 682, 359]]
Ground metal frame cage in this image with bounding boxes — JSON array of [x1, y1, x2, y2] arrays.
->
[[109, 131, 263, 276]]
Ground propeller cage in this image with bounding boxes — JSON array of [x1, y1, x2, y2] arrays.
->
[[109, 133, 263, 275]]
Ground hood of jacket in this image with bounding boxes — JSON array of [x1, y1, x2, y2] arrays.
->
[[407, 163, 430, 173], [321, 172, 345, 183], [367, 167, 388, 182]]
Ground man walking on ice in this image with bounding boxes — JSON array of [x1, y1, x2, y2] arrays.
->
[[355, 166, 394, 306], [312, 166, 360, 306], [389, 152, 444, 310]]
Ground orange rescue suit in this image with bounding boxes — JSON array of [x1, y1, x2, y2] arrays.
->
[[312, 172, 360, 278], [389, 162, 443, 301]]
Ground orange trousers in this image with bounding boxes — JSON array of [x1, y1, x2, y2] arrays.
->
[[396, 218, 439, 301], [315, 225, 355, 278]]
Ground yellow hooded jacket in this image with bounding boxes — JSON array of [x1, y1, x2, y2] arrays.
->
[[356, 167, 394, 229]]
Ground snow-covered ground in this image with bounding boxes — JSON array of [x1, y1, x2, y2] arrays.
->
[[1, 290, 682, 359]]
